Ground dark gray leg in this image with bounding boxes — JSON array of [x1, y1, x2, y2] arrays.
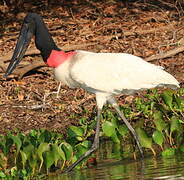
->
[[65, 108, 102, 172], [108, 97, 144, 158]]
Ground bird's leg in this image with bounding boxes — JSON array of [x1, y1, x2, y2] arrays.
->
[[43, 82, 62, 104], [65, 107, 102, 172], [56, 82, 62, 98], [108, 97, 144, 158]]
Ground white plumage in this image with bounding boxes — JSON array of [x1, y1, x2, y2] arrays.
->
[[55, 50, 179, 95]]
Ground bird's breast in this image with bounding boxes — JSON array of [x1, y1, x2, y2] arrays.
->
[[54, 55, 80, 88]]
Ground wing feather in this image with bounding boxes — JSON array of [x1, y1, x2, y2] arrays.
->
[[70, 51, 179, 94]]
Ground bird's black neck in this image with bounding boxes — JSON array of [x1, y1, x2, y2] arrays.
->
[[33, 14, 60, 62]]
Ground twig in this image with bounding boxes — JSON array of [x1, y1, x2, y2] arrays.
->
[[12, 104, 48, 110]]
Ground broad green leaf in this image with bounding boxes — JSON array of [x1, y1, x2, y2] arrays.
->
[[29, 129, 38, 138], [76, 144, 87, 158], [29, 153, 37, 173], [153, 111, 167, 132], [61, 142, 73, 161], [111, 132, 120, 144], [111, 115, 118, 128], [117, 125, 129, 137], [52, 144, 66, 165], [0, 171, 6, 178], [80, 140, 91, 148], [111, 143, 121, 159], [10, 167, 18, 177], [20, 150, 27, 169], [68, 126, 84, 138], [5, 136, 13, 155], [44, 151, 55, 171], [23, 143, 34, 160], [37, 143, 50, 171], [102, 121, 116, 137], [161, 148, 175, 156], [152, 130, 164, 147], [161, 90, 173, 109], [39, 130, 52, 143], [136, 128, 152, 149], [173, 94, 182, 109], [170, 116, 180, 134], [8, 134, 22, 162]]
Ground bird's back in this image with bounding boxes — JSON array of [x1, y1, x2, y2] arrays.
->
[[67, 50, 179, 94]]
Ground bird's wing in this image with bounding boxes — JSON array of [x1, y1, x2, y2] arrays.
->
[[70, 51, 179, 94]]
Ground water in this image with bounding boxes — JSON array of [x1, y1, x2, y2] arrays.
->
[[48, 142, 184, 180]]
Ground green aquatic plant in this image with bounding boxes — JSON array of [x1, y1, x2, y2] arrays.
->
[[0, 89, 183, 178]]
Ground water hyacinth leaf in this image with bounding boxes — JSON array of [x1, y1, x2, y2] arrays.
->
[[156, 104, 168, 113], [68, 126, 84, 138], [178, 88, 184, 95], [52, 144, 66, 165], [29, 153, 37, 173], [102, 121, 116, 137], [161, 90, 173, 109], [61, 142, 73, 161], [170, 116, 181, 134], [0, 171, 6, 178], [80, 140, 91, 148], [152, 130, 164, 147], [153, 111, 167, 132], [117, 125, 129, 137], [20, 150, 27, 169], [23, 144, 35, 160], [29, 129, 38, 138], [10, 167, 18, 177], [5, 136, 14, 155], [76, 144, 87, 158], [111, 132, 120, 144], [70, 155, 81, 169], [161, 148, 175, 156], [173, 94, 182, 109], [111, 115, 118, 128], [39, 130, 52, 143], [57, 145, 66, 161], [8, 134, 22, 159], [44, 151, 55, 172], [37, 143, 50, 171], [136, 128, 153, 151], [111, 143, 121, 159]]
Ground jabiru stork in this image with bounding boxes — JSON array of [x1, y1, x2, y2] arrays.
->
[[4, 13, 180, 172]]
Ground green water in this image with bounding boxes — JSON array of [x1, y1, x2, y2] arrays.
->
[[48, 141, 184, 180]]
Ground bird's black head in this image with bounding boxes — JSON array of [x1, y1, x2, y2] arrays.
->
[[4, 13, 60, 78]]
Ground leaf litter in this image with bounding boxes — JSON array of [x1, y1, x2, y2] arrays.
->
[[0, 0, 183, 135]]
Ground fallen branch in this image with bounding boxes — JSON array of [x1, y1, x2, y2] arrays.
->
[[146, 45, 184, 61], [146, 38, 184, 62]]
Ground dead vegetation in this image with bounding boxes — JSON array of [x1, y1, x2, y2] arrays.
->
[[0, 0, 184, 134]]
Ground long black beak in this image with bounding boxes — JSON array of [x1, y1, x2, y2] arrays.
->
[[4, 21, 35, 78]]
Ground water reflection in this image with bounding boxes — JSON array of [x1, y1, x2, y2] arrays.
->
[[48, 141, 184, 180]]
